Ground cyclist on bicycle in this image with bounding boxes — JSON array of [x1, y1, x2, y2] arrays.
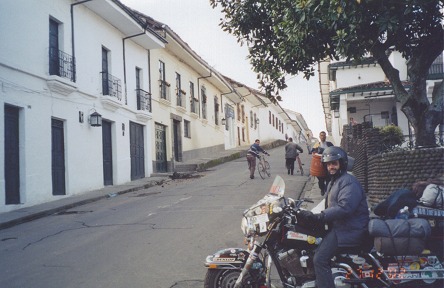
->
[[285, 137, 304, 175], [246, 139, 269, 179]]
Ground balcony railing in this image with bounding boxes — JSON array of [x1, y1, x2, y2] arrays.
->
[[101, 72, 122, 100], [377, 133, 444, 153], [176, 89, 186, 108], [159, 80, 171, 101], [49, 48, 76, 82], [190, 97, 199, 114], [427, 53, 443, 80], [136, 89, 152, 112]]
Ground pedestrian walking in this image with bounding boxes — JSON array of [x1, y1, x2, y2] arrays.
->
[[285, 137, 303, 175], [311, 131, 334, 195]]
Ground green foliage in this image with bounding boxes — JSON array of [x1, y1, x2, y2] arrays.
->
[[210, 0, 442, 95], [210, 0, 443, 146], [379, 125, 404, 146]]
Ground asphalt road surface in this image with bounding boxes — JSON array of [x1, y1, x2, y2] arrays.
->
[[0, 145, 312, 288]]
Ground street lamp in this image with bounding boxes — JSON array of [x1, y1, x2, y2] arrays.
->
[[89, 109, 102, 127]]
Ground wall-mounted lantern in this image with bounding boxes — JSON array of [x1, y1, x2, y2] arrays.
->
[[255, 118, 260, 125], [221, 118, 226, 125], [334, 110, 340, 119], [89, 109, 102, 127]]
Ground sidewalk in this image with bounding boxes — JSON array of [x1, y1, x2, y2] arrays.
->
[[0, 141, 324, 230]]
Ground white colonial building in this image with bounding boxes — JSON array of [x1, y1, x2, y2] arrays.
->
[[319, 51, 443, 145], [0, 0, 310, 212]]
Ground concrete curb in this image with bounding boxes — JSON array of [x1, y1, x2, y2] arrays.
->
[[0, 178, 171, 230]]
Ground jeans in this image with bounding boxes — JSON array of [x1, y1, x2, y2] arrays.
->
[[246, 154, 256, 178], [313, 229, 338, 288]]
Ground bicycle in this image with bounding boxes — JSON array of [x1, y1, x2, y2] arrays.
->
[[257, 154, 271, 179], [295, 155, 304, 176]]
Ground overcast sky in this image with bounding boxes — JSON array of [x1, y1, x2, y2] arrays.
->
[[121, 0, 326, 137]]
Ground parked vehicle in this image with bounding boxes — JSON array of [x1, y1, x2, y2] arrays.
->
[[204, 176, 444, 288]]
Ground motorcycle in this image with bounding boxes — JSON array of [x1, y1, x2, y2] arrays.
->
[[204, 175, 444, 288]]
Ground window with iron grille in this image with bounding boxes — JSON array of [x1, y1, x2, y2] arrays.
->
[[201, 86, 207, 119], [190, 81, 199, 114], [214, 96, 219, 125], [184, 120, 191, 138], [159, 61, 170, 100], [176, 72, 184, 107], [241, 105, 245, 123], [49, 18, 75, 82], [101, 47, 122, 100]]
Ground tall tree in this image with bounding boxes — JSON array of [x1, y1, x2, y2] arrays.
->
[[210, 0, 443, 146]]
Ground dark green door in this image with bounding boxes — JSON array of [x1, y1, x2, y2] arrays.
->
[[4, 105, 20, 204], [130, 122, 144, 180], [102, 120, 113, 186], [52, 119, 66, 195]]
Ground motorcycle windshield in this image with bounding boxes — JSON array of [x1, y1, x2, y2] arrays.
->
[[243, 175, 285, 218]]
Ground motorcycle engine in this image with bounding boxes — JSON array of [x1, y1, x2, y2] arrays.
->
[[277, 248, 310, 276]]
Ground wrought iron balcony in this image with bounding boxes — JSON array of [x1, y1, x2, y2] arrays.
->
[[49, 48, 76, 82], [176, 89, 186, 108], [190, 97, 199, 114], [159, 80, 171, 101], [101, 72, 122, 100], [428, 53, 443, 80], [136, 89, 152, 112]]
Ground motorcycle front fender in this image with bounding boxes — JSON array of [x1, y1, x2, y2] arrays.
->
[[205, 248, 257, 270]]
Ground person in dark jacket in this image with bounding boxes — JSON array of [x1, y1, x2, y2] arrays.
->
[[311, 131, 334, 195], [298, 146, 370, 288], [246, 139, 269, 179], [285, 137, 303, 175]]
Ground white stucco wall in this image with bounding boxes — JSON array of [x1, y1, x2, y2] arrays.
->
[[0, 0, 161, 212], [336, 65, 386, 88]]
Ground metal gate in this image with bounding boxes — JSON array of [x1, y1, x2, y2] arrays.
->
[[4, 105, 20, 204], [155, 123, 167, 172], [130, 122, 145, 180]]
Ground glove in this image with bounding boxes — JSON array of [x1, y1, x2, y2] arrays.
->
[[298, 210, 324, 225]]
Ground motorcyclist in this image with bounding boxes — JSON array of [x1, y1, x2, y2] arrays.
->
[[298, 146, 370, 288]]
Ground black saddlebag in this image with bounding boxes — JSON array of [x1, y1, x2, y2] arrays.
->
[[368, 218, 431, 256]]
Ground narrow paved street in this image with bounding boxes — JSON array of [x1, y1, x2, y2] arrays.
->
[[0, 145, 313, 288]]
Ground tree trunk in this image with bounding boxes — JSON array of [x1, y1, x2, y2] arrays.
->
[[414, 120, 438, 147]]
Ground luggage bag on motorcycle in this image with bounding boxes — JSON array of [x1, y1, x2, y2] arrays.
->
[[368, 218, 431, 256]]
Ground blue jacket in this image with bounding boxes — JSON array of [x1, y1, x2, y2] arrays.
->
[[247, 143, 267, 158], [323, 173, 369, 247]]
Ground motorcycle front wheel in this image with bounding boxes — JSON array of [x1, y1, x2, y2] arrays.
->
[[204, 269, 257, 288]]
